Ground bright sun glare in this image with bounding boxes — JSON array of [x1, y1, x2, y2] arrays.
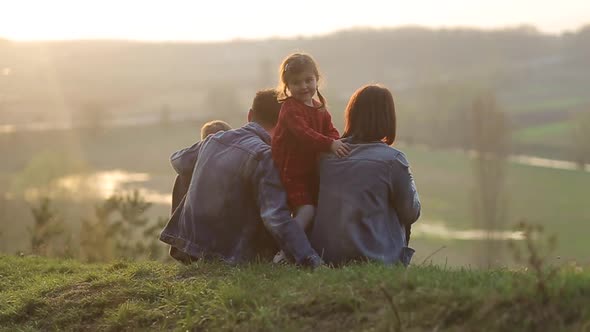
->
[[1, 0, 589, 41]]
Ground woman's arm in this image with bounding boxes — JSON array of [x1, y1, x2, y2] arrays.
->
[[390, 151, 421, 228]]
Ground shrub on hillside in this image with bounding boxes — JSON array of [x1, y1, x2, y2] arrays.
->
[[80, 190, 167, 262], [29, 197, 68, 257]]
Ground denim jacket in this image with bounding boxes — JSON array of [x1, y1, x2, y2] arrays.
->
[[310, 140, 421, 266], [160, 122, 320, 265]]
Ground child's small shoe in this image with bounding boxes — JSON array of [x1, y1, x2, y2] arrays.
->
[[272, 250, 290, 265]]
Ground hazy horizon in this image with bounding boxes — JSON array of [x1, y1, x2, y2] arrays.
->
[[1, 0, 589, 42]]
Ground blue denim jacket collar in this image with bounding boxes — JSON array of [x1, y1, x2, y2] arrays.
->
[[244, 122, 271, 145]]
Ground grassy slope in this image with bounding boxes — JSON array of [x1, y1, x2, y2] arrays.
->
[[1, 256, 590, 331]]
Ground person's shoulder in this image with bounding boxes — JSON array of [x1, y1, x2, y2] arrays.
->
[[320, 106, 332, 118], [277, 98, 299, 117], [360, 144, 410, 167], [213, 125, 270, 158], [389, 147, 410, 168], [209, 126, 237, 145], [312, 99, 325, 108], [170, 139, 202, 161], [281, 97, 298, 108], [243, 134, 273, 162]]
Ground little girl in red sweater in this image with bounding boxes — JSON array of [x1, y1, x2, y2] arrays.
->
[[271, 53, 350, 263]]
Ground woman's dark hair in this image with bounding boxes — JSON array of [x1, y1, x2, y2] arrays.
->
[[342, 85, 396, 145], [277, 52, 327, 109]]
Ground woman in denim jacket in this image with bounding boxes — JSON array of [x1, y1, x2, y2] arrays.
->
[[310, 85, 421, 266]]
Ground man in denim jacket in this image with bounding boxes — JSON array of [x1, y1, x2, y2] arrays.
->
[[160, 89, 322, 268]]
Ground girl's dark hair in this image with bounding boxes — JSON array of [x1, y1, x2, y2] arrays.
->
[[342, 85, 396, 145], [277, 53, 327, 109]]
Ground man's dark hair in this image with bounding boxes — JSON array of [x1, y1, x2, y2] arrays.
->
[[250, 89, 281, 127]]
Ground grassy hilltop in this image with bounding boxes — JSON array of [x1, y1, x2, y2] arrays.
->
[[1, 255, 589, 331]]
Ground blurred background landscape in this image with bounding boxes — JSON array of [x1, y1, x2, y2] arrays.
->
[[1, 0, 589, 267]]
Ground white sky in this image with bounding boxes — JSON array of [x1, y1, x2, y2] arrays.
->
[[1, 0, 589, 41]]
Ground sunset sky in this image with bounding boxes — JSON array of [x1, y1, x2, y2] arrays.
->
[[1, 0, 589, 41]]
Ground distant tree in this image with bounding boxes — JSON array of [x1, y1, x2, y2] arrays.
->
[[80, 195, 118, 262], [416, 82, 483, 150], [571, 110, 590, 168], [159, 104, 172, 128], [0, 194, 6, 225], [469, 93, 510, 267], [29, 197, 66, 256], [566, 25, 590, 65], [0, 210, 3, 250], [203, 84, 242, 125], [10, 151, 88, 197], [258, 58, 274, 88], [74, 101, 111, 136], [109, 190, 153, 257], [144, 216, 168, 260], [80, 190, 167, 262]]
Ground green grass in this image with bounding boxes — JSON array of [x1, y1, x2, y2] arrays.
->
[[1, 255, 590, 331], [514, 121, 574, 146], [509, 97, 587, 114]]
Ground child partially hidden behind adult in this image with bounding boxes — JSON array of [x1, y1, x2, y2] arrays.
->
[[171, 120, 232, 213], [168, 120, 232, 263]]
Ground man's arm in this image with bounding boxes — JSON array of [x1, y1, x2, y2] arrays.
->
[[170, 141, 202, 177], [253, 150, 321, 266]]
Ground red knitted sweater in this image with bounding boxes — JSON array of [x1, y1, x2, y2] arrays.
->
[[271, 97, 340, 207]]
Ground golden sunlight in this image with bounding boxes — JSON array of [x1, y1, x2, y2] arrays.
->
[[1, 0, 588, 41]]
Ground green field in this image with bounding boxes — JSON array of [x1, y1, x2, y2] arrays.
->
[[1, 255, 589, 331], [0, 122, 589, 266], [404, 143, 590, 265], [513, 121, 574, 146], [508, 97, 587, 114]]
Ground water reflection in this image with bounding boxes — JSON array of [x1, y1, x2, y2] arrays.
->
[[404, 143, 590, 173], [412, 220, 523, 241], [137, 189, 171, 205], [58, 170, 149, 197], [464, 149, 589, 172], [25, 170, 172, 205], [0, 125, 16, 134], [509, 154, 590, 172]]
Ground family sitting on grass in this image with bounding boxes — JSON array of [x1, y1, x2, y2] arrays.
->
[[160, 53, 421, 268]]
